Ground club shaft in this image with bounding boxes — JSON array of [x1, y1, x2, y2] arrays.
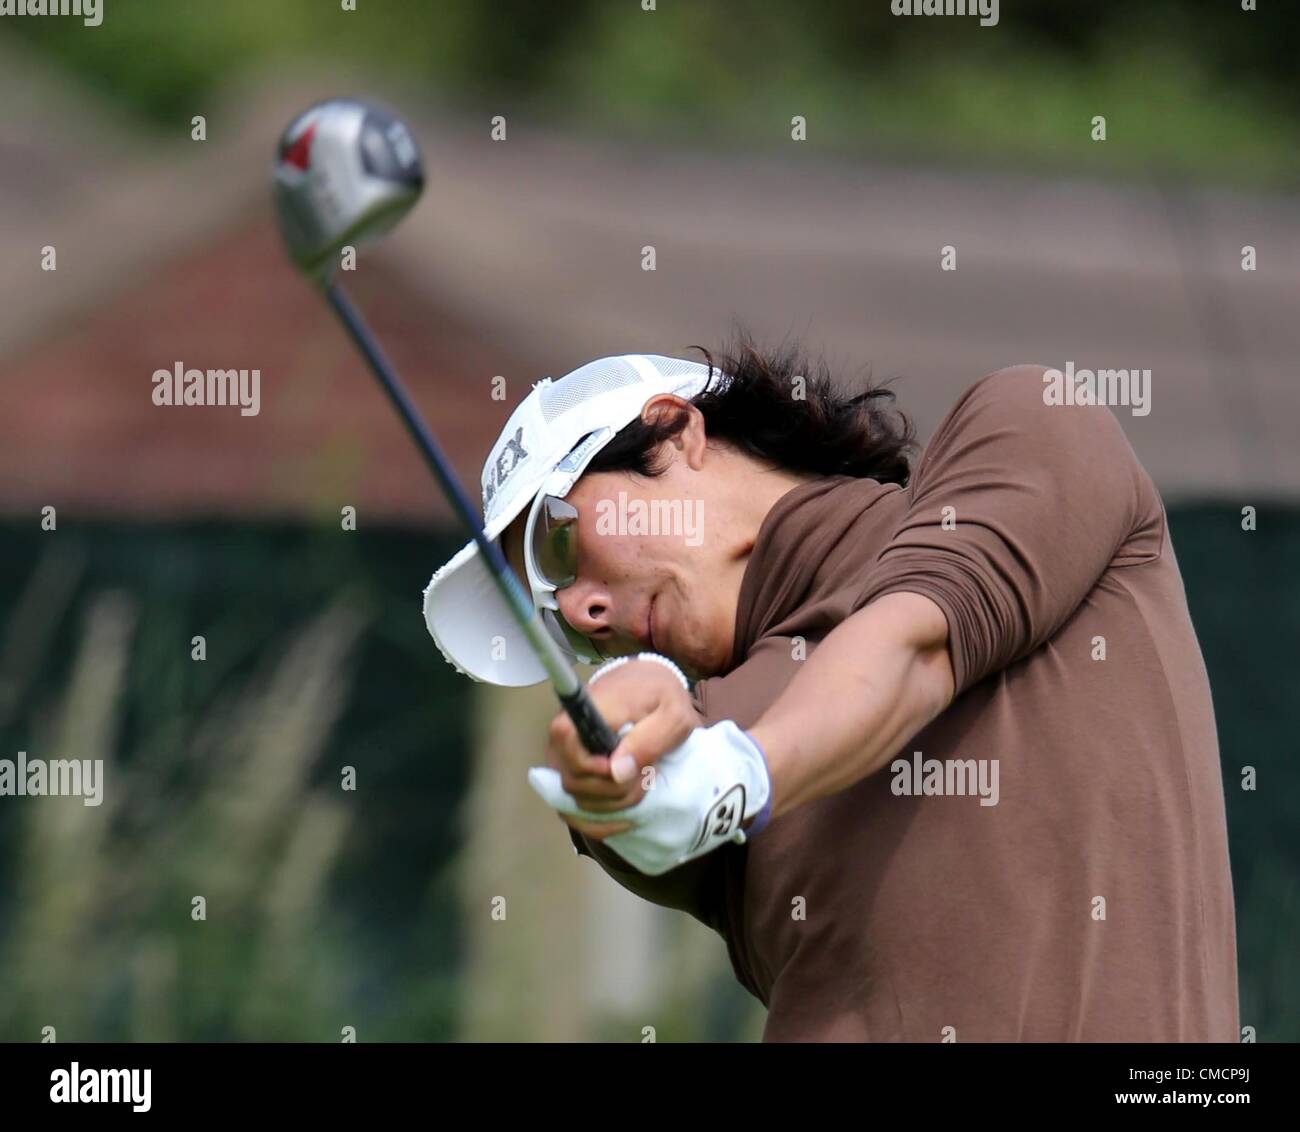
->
[[323, 282, 619, 754]]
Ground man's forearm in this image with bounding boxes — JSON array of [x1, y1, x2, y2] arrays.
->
[[747, 592, 955, 823]]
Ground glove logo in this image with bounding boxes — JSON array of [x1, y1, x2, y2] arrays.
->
[[692, 784, 746, 851]]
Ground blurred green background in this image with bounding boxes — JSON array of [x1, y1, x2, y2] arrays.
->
[[7, 0, 1299, 184], [0, 1, 1295, 1042]]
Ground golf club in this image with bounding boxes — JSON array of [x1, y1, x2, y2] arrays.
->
[[272, 97, 619, 755]]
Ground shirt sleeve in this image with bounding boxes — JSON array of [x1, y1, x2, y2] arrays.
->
[[855, 364, 1162, 694]]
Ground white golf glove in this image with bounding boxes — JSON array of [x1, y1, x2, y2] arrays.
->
[[528, 719, 773, 877]]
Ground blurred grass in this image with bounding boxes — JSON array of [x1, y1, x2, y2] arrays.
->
[[0, 522, 469, 1041], [1, 588, 361, 1039]]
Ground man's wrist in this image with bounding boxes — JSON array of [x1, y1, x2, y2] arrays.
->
[[745, 721, 785, 826]]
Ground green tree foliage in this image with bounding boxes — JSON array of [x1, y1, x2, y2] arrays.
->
[[3, 0, 1297, 183]]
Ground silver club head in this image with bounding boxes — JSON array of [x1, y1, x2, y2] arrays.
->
[[273, 98, 424, 285]]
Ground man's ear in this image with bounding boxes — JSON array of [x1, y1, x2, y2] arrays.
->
[[641, 394, 707, 470]]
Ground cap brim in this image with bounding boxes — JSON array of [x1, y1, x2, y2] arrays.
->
[[424, 538, 558, 687]]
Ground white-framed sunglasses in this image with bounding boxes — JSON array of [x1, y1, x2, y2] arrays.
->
[[520, 431, 619, 662], [524, 491, 598, 659]]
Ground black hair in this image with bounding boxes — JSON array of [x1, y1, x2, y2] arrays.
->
[[586, 329, 916, 485]]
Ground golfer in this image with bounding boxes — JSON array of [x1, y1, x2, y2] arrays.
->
[[424, 338, 1238, 1042]]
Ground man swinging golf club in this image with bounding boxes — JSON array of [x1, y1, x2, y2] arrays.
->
[[272, 90, 1235, 1045], [424, 337, 1238, 1042]]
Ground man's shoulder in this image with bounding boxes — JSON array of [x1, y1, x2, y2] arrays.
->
[[940, 363, 1056, 429], [972, 363, 1055, 390], [919, 362, 1140, 482]]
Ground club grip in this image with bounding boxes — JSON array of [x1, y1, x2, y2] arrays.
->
[[559, 687, 620, 755]]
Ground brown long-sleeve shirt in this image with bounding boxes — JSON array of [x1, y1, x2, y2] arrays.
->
[[573, 364, 1239, 1042]]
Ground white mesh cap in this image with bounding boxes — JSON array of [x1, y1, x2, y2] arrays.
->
[[423, 353, 719, 686]]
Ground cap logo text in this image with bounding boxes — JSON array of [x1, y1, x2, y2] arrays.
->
[[484, 427, 528, 507]]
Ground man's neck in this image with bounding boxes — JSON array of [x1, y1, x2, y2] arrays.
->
[[723, 456, 820, 562]]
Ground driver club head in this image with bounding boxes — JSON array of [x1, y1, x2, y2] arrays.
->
[[273, 97, 424, 285]]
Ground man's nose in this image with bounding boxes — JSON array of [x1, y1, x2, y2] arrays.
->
[[556, 581, 611, 637]]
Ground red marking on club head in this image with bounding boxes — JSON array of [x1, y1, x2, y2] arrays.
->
[[280, 122, 316, 172]]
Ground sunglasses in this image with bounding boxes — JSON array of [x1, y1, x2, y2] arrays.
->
[[529, 494, 580, 589], [522, 492, 607, 661]]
